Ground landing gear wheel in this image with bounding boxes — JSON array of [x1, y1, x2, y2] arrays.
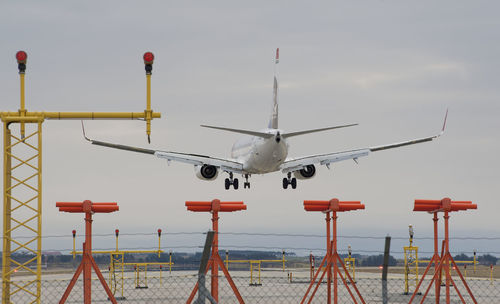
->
[[225, 178, 230, 190], [243, 174, 251, 189], [291, 178, 297, 189], [282, 178, 289, 189], [233, 178, 239, 190]]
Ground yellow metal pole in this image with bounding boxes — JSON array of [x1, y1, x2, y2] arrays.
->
[[473, 251, 477, 274], [404, 248, 409, 294], [146, 73, 152, 143], [143, 51, 154, 143], [72, 231, 76, 259], [225, 250, 229, 270], [120, 254, 125, 298], [37, 121, 43, 304], [109, 258, 112, 293], [282, 250, 285, 272], [169, 252, 172, 274], [258, 262, 261, 285], [250, 262, 253, 285], [2, 123, 12, 304], [491, 265, 494, 285], [19, 73, 26, 138], [158, 229, 161, 258], [353, 258, 356, 282], [135, 266, 139, 288]]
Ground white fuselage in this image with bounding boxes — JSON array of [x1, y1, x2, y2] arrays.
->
[[230, 129, 288, 174]]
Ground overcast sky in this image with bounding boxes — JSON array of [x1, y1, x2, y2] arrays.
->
[[0, 1, 499, 257]]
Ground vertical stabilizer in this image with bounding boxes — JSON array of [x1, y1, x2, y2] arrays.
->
[[268, 48, 279, 129]]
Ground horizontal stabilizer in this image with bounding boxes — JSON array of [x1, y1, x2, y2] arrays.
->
[[282, 123, 358, 138], [200, 125, 274, 138]]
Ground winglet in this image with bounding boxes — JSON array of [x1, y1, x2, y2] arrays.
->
[[440, 108, 448, 135], [81, 121, 91, 142]]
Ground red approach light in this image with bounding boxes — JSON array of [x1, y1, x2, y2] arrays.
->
[[158, 228, 162, 237], [115, 229, 119, 237], [143, 52, 154, 64], [16, 50, 27, 64], [72, 230, 76, 237]]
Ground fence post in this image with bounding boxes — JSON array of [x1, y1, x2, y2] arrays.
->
[[382, 235, 391, 304], [195, 231, 217, 304]]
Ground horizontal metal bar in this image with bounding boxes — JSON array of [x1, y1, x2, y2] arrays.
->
[[0, 111, 161, 121], [122, 262, 174, 266], [1, 116, 44, 123], [72, 250, 164, 254]]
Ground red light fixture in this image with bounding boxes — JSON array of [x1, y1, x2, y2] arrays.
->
[[115, 229, 119, 237], [16, 50, 27, 64], [143, 52, 154, 64]]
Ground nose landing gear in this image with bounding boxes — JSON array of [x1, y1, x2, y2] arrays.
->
[[243, 174, 251, 189], [224, 172, 239, 190], [282, 172, 297, 189], [225, 173, 251, 190]]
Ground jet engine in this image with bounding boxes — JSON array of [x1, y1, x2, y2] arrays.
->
[[195, 164, 218, 181], [293, 165, 316, 180]]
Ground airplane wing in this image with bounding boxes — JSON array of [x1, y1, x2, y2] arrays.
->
[[83, 130, 244, 174], [281, 110, 447, 173], [281, 148, 370, 173]]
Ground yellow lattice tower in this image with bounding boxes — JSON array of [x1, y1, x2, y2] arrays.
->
[[109, 252, 126, 299], [1, 51, 161, 304], [404, 225, 419, 295]]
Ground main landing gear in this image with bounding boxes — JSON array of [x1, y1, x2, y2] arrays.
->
[[225, 172, 239, 190], [283, 172, 297, 189]]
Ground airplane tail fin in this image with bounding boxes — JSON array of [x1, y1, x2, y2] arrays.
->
[[268, 48, 279, 129]]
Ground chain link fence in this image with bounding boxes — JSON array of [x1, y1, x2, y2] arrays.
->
[[5, 271, 500, 303]]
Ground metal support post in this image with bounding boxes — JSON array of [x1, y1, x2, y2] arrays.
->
[[186, 199, 246, 304], [2, 123, 12, 304], [57, 200, 119, 304], [301, 199, 366, 304], [195, 231, 217, 304], [382, 235, 391, 304], [409, 198, 478, 304]]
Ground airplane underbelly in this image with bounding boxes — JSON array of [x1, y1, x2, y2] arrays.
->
[[244, 140, 287, 174]]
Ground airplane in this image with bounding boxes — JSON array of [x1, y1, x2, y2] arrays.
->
[[83, 48, 447, 190]]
